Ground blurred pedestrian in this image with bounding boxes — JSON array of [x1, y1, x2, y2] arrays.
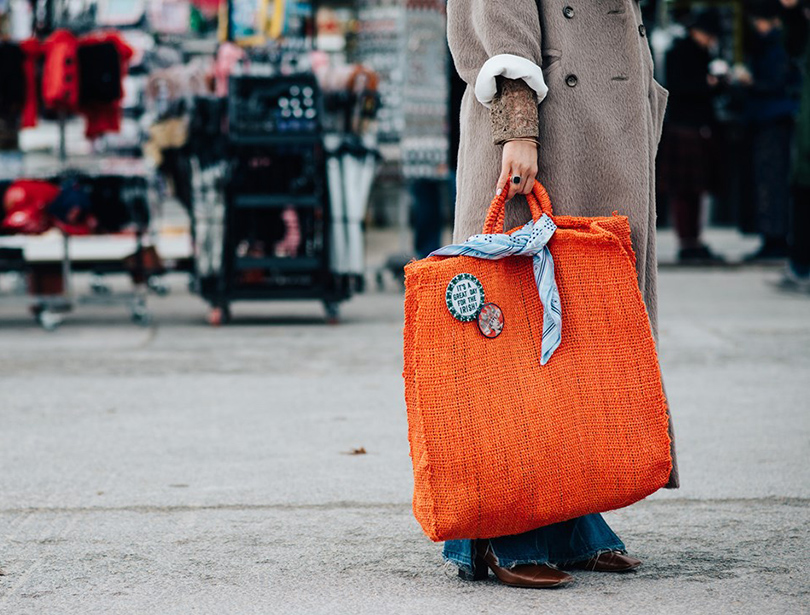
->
[[410, 179, 444, 259], [406, 6, 451, 260], [411, 66, 465, 259], [778, 0, 810, 289], [445, 0, 677, 590], [658, 11, 726, 264], [741, 0, 802, 261]]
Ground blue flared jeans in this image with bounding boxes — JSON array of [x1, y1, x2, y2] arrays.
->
[[443, 514, 625, 573]]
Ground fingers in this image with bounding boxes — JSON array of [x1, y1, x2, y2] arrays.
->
[[496, 166, 510, 198], [500, 140, 539, 200], [507, 162, 537, 199], [507, 174, 520, 201], [514, 173, 531, 199]]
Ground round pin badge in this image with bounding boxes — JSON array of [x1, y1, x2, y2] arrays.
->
[[445, 273, 485, 322], [477, 302, 505, 338]]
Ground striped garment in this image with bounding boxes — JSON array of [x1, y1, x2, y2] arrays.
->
[[430, 215, 561, 364]]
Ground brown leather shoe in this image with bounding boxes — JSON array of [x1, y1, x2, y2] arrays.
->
[[471, 542, 573, 588], [565, 551, 642, 572]]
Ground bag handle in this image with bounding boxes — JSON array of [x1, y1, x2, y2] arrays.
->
[[483, 179, 554, 235]]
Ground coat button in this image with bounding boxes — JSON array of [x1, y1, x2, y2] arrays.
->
[[638, 24, 646, 37], [565, 74, 578, 87], [563, 6, 574, 18]]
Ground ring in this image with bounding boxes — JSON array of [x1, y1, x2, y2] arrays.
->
[[512, 176, 521, 184]]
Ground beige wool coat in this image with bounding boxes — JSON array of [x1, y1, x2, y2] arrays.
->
[[447, 0, 678, 487]]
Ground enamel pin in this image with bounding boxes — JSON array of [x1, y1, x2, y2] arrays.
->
[[445, 273, 485, 322], [477, 302, 505, 338]]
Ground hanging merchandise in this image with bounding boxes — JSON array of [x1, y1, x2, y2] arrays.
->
[[268, 0, 286, 39], [148, 0, 192, 34], [8, 0, 33, 40], [96, 0, 147, 27], [325, 136, 378, 275], [78, 31, 134, 139], [317, 59, 380, 277], [190, 0, 219, 19], [273, 0, 311, 39], [401, 0, 448, 179], [20, 39, 41, 128], [78, 41, 123, 104], [144, 56, 212, 117], [352, 0, 448, 181], [42, 29, 81, 113], [314, 7, 348, 54], [224, 0, 312, 43], [228, 0, 267, 43], [41, 29, 134, 138], [354, 2, 403, 144], [214, 43, 246, 97], [190, 156, 227, 279], [0, 42, 25, 116], [144, 117, 189, 167], [0, 42, 25, 150]]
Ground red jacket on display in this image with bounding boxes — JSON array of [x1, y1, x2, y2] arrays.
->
[[42, 30, 81, 113]]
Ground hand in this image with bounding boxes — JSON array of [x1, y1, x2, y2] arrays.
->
[[780, 0, 799, 9], [731, 64, 754, 86], [497, 139, 538, 200]]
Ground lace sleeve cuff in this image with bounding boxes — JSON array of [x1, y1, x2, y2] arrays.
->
[[490, 78, 540, 145]]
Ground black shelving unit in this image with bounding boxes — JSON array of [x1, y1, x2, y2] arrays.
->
[[197, 72, 360, 324]]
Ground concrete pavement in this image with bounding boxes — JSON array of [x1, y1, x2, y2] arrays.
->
[[0, 247, 808, 613]]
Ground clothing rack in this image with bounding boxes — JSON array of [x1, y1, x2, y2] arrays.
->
[[188, 63, 373, 324], [0, 14, 160, 329]]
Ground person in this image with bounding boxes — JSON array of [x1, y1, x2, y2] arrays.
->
[[405, 7, 454, 260], [410, 178, 445, 259], [412, 66, 467, 258], [780, 0, 810, 290], [446, 0, 678, 589], [741, 0, 802, 261], [658, 12, 726, 264]]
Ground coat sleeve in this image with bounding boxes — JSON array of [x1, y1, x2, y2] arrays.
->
[[447, 0, 546, 108]]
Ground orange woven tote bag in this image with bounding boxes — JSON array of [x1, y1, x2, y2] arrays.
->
[[403, 180, 672, 542]]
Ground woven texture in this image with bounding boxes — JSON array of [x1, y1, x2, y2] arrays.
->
[[403, 181, 672, 543]]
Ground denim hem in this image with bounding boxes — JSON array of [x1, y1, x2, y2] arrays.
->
[[443, 546, 558, 571], [443, 514, 627, 572], [447, 546, 627, 571], [554, 545, 627, 567], [442, 550, 473, 574], [496, 557, 555, 570]]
